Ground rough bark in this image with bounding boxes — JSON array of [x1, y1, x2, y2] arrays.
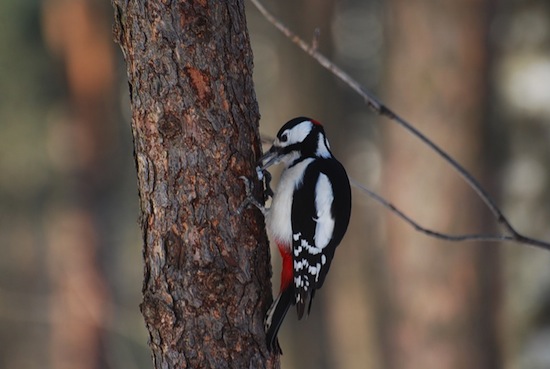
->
[[112, 1, 278, 368], [382, 1, 500, 369]]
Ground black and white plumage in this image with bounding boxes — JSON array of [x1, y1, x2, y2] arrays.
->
[[257, 117, 352, 353]]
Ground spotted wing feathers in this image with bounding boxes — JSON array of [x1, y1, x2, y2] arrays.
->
[[291, 158, 351, 318]]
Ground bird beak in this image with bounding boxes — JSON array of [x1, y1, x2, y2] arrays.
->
[[258, 145, 281, 171]]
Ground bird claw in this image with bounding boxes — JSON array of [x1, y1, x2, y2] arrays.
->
[[254, 167, 274, 200], [238, 176, 267, 215], [260, 168, 274, 199]]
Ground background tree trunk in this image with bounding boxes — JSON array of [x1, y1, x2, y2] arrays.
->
[[43, 1, 115, 368], [112, 1, 278, 368], [382, 1, 501, 369]]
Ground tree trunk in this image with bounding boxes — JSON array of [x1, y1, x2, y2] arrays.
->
[[112, 1, 278, 368], [382, 1, 500, 369]]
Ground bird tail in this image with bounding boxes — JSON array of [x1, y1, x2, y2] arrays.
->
[[264, 286, 294, 354]]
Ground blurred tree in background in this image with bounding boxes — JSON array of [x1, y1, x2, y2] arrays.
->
[[42, 1, 114, 368], [0, 1, 146, 368], [0, 0, 549, 368], [382, 0, 499, 368]]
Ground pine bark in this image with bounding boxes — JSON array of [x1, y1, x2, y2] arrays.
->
[[112, 1, 278, 368]]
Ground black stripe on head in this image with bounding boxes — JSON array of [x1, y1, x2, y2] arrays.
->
[[276, 117, 326, 158]]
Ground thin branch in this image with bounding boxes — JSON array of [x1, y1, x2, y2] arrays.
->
[[250, 0, 550, 251], [350, 180, 514, 244]]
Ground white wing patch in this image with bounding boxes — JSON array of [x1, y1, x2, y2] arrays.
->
[[313, 173, 335, 249], [279, 121, 313, 147]]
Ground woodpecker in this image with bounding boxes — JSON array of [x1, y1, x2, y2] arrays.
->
[[252, 117, 352, 353]]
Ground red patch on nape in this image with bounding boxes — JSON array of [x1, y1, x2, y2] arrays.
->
[[311, 119, 323, 126], [277, 242, 293, 293]]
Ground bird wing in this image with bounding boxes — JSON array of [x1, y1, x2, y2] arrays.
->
[[291, 163, 338, 319]]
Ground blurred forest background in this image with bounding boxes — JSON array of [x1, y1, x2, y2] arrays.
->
[[1, 0, 550, 369]]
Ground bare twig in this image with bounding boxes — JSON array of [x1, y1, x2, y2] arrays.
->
[[311, 28, 320, 52], [250, 0, 550, 251], [350, 180, 514, 244]]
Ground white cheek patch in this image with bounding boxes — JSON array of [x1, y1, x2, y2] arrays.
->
[[281, 121, 313, 147]]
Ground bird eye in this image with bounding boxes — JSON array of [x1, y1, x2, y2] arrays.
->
[[280, 133, 288, 143]]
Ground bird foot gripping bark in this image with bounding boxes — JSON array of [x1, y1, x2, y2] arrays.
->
[[237, 167, 272, 215]]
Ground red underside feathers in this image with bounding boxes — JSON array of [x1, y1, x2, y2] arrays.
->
[[277, 242, 293, 292]]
